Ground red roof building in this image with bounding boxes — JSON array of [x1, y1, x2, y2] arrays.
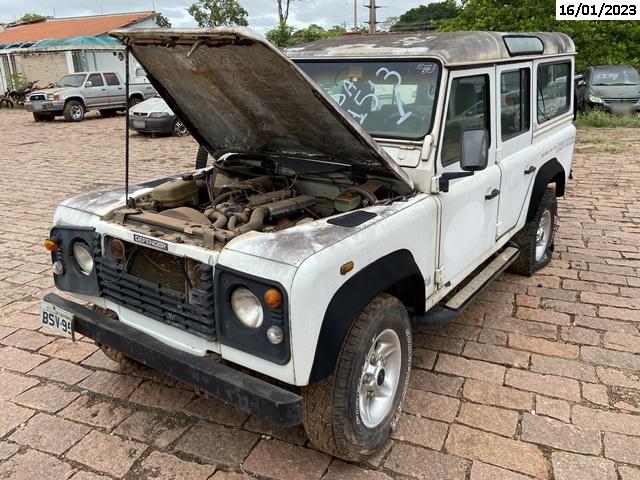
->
[[0, 11, 156, 44]]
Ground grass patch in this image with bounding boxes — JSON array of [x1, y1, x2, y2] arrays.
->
[[575, 111, 640, 128]]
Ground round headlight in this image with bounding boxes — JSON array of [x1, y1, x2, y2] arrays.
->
[[72, 241, 94, 276], [230, 288, 263, 329]]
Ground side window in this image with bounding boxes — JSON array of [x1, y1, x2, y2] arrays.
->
[[501, 68, 530, 140], [537, 62, 570, 123], [441, 75, 490, 166], [103, 73, 120, 86], [87, 73, 104, 87]]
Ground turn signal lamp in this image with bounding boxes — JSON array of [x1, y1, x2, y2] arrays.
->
[[44, 239, 59, 251], [264, 288, 283, 309]]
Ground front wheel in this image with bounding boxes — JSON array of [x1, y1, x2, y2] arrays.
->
[[172, 119, 189, 137], [302, 293, 412, 461], [63, 100, 85, 122], [509, 188, 557, 276]]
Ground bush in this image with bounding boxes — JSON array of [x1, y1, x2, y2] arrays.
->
[[574, 111, 640, 128]]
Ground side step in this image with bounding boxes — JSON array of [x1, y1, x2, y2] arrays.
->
[[415, 246, 520, 325]]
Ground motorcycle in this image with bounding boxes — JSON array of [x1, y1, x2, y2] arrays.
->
[[8, 79, 40, 106]]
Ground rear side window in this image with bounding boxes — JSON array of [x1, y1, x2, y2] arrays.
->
[[442, 75, 490, 166], [87, 73, 104, 87], [501, 68, 530, 140], [537, 62, 570, 123], [103, 73, 120, 86]]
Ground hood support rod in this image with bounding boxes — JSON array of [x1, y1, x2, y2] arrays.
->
[[124, 46, 132, 208]]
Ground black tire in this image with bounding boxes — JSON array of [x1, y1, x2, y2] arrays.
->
[[509, 188, 557, 276], [63, 100, 85, 122], [172, 118, 189, 137], [0, 98, 14, 109], [195, 145, 209, 169], [302, 293, 412, 461], [128, 97, 142, 108], [99, 108, 118, 117]]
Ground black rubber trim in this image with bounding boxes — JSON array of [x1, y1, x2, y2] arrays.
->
[[327, 211, 377, 227], [527, 158, 565, 222], [50, 226, 100, 296], [308, 249, 423, 383], [43, 293, 302, 427]]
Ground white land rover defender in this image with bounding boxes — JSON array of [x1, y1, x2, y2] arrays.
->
[[42, 29, 576, 460]]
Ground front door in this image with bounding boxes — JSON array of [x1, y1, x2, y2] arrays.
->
[[83, 73, 109, 107], [495, 63, 534, 238], [437, 67, 501, 286]]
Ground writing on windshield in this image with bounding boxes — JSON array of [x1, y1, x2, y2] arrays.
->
[[593, 68, 640, 85], [297, 60, 439, 139]]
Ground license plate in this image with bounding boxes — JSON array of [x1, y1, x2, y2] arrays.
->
[[40, 302, 74, 338], [133, 120, 145, 128], [610, 103, 633, 113]]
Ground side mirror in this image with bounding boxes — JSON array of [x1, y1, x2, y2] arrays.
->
[[84, 81, 93, 88], [577, 80, 585, 87], [460, 128, 488, 172]]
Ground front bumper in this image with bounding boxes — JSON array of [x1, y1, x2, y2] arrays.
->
[[25, 100, 64, 114], [44, 292, 303, 427], [129, 115, 175, 134]]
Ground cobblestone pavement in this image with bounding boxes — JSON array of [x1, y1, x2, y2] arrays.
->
[[0, 110, 639, 480]]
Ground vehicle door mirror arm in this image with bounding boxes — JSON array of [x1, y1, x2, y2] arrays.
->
[[438, 171, 474, 193]]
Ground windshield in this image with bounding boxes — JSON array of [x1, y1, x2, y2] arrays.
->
[[592, 67, 640, 86], [58, 74, 86, 87], [296, 60, 439, 139]]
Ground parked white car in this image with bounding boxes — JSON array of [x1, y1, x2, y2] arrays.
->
[[129, 96, 189, 136], [41, 29, 576, 461]]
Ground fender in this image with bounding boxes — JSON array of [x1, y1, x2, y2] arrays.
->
[[527, 158, 565, 222], [308, 249, 424, 383], [64, 96, 86, 108]]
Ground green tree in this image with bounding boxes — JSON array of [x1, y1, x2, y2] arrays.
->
[[391, 1, 461, 32], [16, 13, 48, 24], [155, 12, 172, 28], [440, 0, 640, 72], [266, 24, 295, 47], [266, 23, 348, 48], [187, 0, 248, 27]]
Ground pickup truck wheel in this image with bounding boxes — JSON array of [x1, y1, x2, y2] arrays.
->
[[33, 113, 43, 122], [509, 188, 557, 276], [63, 100, 85, 122], [128, 97, 142, 108], [302, 293, 411, 461]]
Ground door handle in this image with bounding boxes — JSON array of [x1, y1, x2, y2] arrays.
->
[[101, 88, 107, 91], [524, 166, 537, 175], [485, 188, 500, 200]]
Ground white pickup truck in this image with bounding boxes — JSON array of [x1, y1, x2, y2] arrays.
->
[[41, 28, 576, 460], [25, 71, 155, 122]]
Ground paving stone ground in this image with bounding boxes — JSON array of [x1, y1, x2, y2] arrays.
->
[[0, 110, 639, 479]]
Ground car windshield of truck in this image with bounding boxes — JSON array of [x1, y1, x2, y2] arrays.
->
[[592, 67, 640, 86], [58, 74, 86, 87], [296, 60, 439, 140]]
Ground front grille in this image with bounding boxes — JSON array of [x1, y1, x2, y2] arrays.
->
[[29, 94, 45, 101], [604, 98, 640, 103], [95, 239, 216, 339], [131, 111, 147, 117]]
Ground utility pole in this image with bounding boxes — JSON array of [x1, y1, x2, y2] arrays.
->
[[365, 0, 379, 34], [353, 0, 357, 31]]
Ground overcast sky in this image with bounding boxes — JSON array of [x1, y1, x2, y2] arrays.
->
[[1, 0, 425, 33]]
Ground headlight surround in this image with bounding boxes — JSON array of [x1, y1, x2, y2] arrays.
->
[[149, 111, 170, 118], [230, 287, 264, 329], [589, 95, 604, 104], [72, 241, 94, 276]]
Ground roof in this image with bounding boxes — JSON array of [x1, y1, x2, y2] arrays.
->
[[0, 11, 155, 44], [284, 31, 575, 66]]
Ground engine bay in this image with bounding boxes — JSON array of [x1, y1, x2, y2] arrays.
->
[[115, 155, 410, 248]]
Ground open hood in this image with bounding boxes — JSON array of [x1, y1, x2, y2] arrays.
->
[[110, 27, 413, 190]]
